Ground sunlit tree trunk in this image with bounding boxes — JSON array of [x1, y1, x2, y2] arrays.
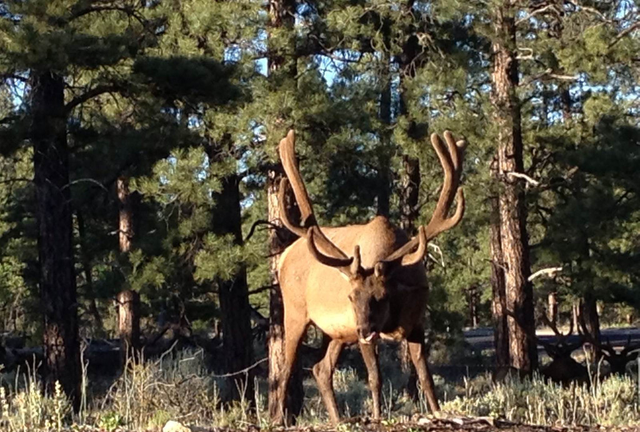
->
[[491, 0, 537, 374], [117, 289, 140, 363], [117, 176, 133, 253]]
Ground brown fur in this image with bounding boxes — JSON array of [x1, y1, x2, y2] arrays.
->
[[271, 130, 465, 425]]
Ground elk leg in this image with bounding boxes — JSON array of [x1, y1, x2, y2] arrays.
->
[[312, 338, 343, 424], [359, 342, 381, 420], [271, 318, 307, 426], [407, 330, 440, 413]]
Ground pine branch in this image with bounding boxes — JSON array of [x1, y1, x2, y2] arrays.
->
[[64, 84, 122, 113]]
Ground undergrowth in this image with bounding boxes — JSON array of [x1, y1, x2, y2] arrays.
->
[[2, 349, 640, 430], [443, 372, 640, 427]]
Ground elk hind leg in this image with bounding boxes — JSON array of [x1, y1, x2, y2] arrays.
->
[[407, 329, 440, 413], [312, 338, 343, 424], [359, 342, 381, 420], [270, 317, 307, 426]]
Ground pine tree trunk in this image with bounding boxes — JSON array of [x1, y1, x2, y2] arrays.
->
[[548, 291, 558, 327], [76, 210, 104, 335], [490, 194, 510, 370], [116, 175, 140, 363], [397, 28, 420, 396], [117, 289, 140, 363], [267, 0, 303, 422], [117, 176, 133, 253], [400, 156, 420, 233], [491, 1, 537, 374], [377, 22, 392, 217], [31, 71, 81, 410], [581, 294, 601, 360], [468, 285, 479, 328], [209, 140, 254, 402]]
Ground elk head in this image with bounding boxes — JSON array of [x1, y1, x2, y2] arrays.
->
[[278, 130, 466, 344]]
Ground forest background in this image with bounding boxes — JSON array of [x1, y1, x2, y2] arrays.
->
[[0, 0, 639, 426]]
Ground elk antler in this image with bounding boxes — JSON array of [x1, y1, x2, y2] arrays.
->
[[383, 131, 466, 266], [277, 130, 357, 274]]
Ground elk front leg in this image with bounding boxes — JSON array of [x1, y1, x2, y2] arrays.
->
[[407, 329, 440, 413], [359, 342, 381, 420], [270, 318, 307, 426], [312, 338, 344, 424]]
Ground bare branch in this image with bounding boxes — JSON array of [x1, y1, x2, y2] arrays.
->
[[566, 0, 611, 23], [609, 21, 640, 48], [515, 4, 558, 26], [506, 171, 540, 187], [427, 243, 445, 267], [528, 267, 563, 282], [248, 284, 277, 295], [64, 84, 122, 113], [61, 178, 109, 192], [244, 219, 281, 243]]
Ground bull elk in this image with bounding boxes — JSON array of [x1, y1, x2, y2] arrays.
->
[[272, 130, 466, 424]]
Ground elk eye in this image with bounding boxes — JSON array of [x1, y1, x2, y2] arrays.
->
[[348, 293, 355, 302]]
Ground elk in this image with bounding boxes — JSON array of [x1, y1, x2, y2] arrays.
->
[[537, 316, 588, 384], [272, 130, 466, 424], [578, 316, 640, 375], [503, 309, 588, 384]]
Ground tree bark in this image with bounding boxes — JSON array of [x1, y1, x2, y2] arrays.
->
[[491, 0, 537, 374], [117, 176, 133, 253], [376, 20, 393, 217], [490, 194, 510, 370], [209, 140, 254, 403], [548, 291, 558, 327], [31, 71, 81, 410], [117, 289, 140, 363], [267, 0, 304, 423], [115, 175, 141, 364], [581, 294, 601, 360], [467, 285, 479, 328], [397, 19, 421, 396], [400, 156, 420, 234], [76, 210, 104, 335]]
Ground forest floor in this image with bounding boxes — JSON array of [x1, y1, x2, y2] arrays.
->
[[120, 416, 638, 432]]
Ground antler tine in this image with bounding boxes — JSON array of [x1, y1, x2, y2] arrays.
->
[[382, 226, 427, 265], [279, 130, 314, 225], [424, 132, 466, 241], [306, 227, 353, 268], [278, 178, 306, 237], [278, 130, 354, 266], [381, 131, 466, 267], [540, 313, 560, 337]]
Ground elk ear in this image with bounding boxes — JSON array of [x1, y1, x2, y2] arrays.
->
[[374, 262, 386, 278]]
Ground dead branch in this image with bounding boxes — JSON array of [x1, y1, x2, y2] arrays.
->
[[529, 266, 563, 282], [506, 171, 540, 187]]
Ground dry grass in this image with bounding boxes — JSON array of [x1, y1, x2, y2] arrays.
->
[[2, 349, 640, 431], [443, 371, 640, 427]]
